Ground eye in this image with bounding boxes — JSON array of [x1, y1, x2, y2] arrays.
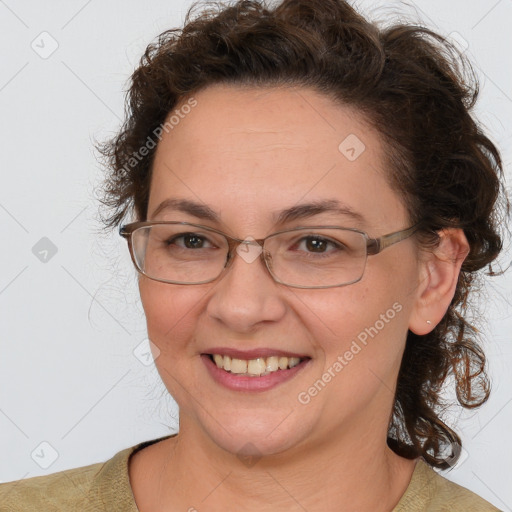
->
[[167, 232, 214, 249], [295, 236, 343, 254]]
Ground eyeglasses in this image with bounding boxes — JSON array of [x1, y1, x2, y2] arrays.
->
[[119, 221, 419, 289]]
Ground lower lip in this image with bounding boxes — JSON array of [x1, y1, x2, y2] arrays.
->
[[201, 354, 310, 392]]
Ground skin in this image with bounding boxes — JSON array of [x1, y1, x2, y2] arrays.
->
[[128, 84, 469, 511]]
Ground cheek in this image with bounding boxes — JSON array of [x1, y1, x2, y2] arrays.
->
[[139, 278, 205, 352], [297, 261, 414, 375], [138, 278, 215, 410], [298, 287, 405, 352]]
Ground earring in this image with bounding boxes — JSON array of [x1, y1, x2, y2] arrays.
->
[[426, 320, 432, 325]]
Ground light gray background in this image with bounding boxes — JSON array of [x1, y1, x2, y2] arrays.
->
[[1, 0, 511, 509]]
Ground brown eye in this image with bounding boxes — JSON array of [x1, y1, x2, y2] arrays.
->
[[168, 233, 212, 249], [305, 237, 329, 252], [296, 236, 341, 254], [183, 234, 205, 249]]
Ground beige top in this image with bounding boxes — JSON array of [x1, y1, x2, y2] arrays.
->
[[0, 435, 501, 511]]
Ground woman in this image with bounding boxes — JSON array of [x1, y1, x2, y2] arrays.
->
[[1, 0, 507, 510]]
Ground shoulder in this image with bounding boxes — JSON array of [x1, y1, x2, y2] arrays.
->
[[0, 460, 107, 511], [394, 459, 502, 512], [0, 435, 172, 512]]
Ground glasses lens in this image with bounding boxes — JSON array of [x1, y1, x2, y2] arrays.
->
[[131, 224, 228, 284], [265, 228, 367, 288], [127, 224, 368, 288]]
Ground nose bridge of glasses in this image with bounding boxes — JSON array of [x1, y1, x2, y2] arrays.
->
[[216, 236, 279, 287], [225, 235, 267, 265]]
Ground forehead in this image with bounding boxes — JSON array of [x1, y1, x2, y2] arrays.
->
[[148, 84, 407, 232]]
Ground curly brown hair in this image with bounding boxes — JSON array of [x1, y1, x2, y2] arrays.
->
[[96, 0, 507, 468]]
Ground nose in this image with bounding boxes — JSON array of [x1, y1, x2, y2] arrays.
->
[[205, 241, 287, 333]]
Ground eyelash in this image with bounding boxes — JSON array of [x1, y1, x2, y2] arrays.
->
[[292, 236, 344, 255], [166, 233, 343, 255], [166, 233, 215, 248]]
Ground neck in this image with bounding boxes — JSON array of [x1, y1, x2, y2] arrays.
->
[[132, 416, 416, 512]]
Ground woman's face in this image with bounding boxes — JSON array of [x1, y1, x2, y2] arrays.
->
[[139, 84, 424, 457]]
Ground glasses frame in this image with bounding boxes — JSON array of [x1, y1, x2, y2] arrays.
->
[[119, 221, 420, 289]]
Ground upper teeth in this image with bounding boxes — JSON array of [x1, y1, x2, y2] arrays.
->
[[212, 354, 302, 376]]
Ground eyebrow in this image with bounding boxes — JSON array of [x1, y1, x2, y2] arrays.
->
[[150, 198, 365, 225], [151, 198, 220, 222], [274, 199, 365, 226]]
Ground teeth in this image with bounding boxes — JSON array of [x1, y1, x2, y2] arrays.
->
[[247, 358, 266, 375], [211, 354, 303, 376], [289, 357, 300, 367], [266, 356, 279, 372], [230, 358, 248, 374]]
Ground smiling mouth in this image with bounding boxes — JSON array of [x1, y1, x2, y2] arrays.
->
[[208, 354, 308, 377]]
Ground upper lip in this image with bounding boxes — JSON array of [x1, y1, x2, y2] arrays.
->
[[203, 347, 310, 360]]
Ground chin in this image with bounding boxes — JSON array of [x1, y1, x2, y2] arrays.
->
[[193, 407, 314, 459]]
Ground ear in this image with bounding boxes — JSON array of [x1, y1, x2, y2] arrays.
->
[[409, 228, 469, 335]]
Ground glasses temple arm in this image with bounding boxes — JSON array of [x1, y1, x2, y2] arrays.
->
[[367, 225, 420, 255]]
